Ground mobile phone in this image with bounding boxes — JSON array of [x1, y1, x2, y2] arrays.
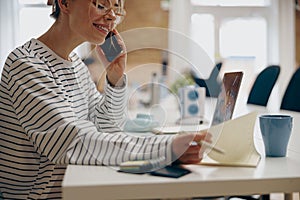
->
[[150, 165, 191, 178], [100, 31, 123, 62]]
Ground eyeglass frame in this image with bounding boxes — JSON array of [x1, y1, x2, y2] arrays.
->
[[93, 0, 126, 24]]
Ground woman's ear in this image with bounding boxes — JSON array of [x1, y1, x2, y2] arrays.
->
[[57, 0, 69, 13]]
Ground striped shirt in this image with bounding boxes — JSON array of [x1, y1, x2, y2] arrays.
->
[[0, 39, 174, 199]]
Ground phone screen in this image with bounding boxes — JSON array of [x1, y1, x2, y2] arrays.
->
[[100, 32, 123, 62]]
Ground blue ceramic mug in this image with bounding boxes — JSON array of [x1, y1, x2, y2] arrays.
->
[[259, 115, 293, 157]]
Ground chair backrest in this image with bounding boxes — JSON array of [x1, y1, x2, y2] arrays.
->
[[247, 65, 280, 106], [193, 62, 223, 97], [280, 67, 300, 112], [209, 62, 223, 80]]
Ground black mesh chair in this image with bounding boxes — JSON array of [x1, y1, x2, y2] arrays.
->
[[280, 67, 300, 112], [247, 65, 280, 106], [193, 62, 223, 97]]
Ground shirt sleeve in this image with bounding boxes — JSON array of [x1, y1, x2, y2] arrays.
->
[[86, 72, 128, 133], [6, 57, 174, 166]]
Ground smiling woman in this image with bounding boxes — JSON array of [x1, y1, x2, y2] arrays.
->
[[0, 0, 212, 199], [0, 0, 129, 199]]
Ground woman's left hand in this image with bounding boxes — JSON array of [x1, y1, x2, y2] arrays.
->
[[96, 29, 127, 87]]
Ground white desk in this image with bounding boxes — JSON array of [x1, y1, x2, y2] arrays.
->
[[62, 103, 300, 200], [62, 152, 300, 200]]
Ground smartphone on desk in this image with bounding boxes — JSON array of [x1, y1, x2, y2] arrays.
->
[[150, 165, 191, 178], [100, 31, 123, 62]]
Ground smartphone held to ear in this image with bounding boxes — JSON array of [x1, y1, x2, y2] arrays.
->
[[100, 32, 123, 62]]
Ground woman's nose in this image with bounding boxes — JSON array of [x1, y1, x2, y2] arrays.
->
[[104, 9, 117, 21]]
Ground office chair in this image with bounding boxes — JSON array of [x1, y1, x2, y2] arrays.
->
[[193, 62, 222, 97], [247, 65, 280, 106], [280, 67, 300, 112]]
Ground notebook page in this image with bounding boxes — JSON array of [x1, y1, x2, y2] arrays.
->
[[199, 112, 261, 167]]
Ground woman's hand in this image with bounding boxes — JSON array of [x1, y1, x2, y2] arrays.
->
[[96, 29, 127, 87], [172, 132, 212, 164]]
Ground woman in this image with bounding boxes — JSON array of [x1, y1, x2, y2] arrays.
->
[[0, 0, 210, 199]]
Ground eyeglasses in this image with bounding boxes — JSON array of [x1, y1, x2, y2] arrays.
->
[[92, 1, 126, 25]]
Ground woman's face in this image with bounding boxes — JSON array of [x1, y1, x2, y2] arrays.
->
[[67, 0, 123, 44]]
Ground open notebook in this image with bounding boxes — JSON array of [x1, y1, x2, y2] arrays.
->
[[152, 71, 244, 134], [199, 112, 261, 167]]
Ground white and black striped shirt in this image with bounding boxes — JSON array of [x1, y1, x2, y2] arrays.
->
[[0, 39, 174, 199]]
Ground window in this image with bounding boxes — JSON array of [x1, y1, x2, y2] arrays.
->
[[189, 4, 268, 73], [220, 18, 267, 71], [190, 14, 215, 62]]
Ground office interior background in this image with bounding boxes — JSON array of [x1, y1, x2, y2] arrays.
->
[[0, 1, 299, 199], [0, 0, 299, 110]]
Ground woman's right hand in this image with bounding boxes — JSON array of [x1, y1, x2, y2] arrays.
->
[[95, 29, 127, 87]]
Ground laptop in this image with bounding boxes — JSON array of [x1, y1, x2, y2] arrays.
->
[[152, 71, 244, 134]]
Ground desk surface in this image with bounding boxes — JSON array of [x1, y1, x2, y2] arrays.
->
[[62, 102, 300, 200], [63, 151, 300, 200]]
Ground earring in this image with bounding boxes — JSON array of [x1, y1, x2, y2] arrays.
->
[[52, 0, 57, 13]]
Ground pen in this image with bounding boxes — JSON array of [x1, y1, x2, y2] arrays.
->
[[190, 140, 226, 154]]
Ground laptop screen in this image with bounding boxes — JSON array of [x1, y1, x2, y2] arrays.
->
[[211, 71, 243, 126], [151, 71, 243, 135]]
